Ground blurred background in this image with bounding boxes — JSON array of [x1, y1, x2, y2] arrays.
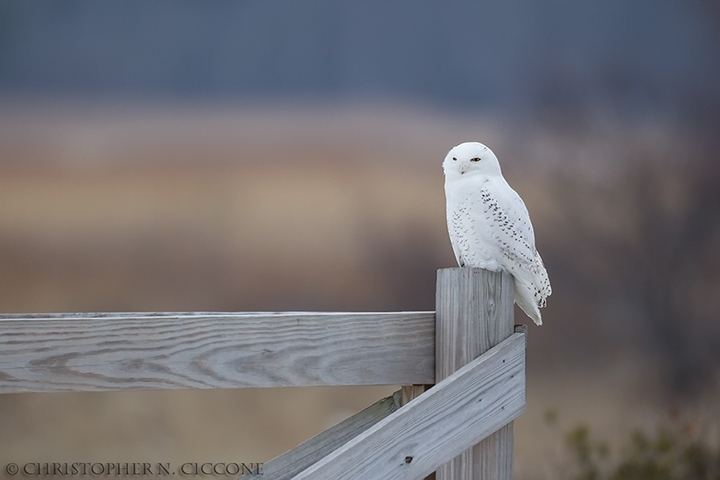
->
[[1, 2, 719, 478]]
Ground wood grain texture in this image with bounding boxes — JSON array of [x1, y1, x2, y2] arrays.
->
[[291, 332, 526, 480], [240, 391, 403, 480], [401, 385, 429, 405], [401, 384, 436, 480], [0, 312, 434, 393], [435, 267, 517, 480]]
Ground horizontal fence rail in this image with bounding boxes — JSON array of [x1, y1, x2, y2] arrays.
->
[[0, 311, 435, 394]]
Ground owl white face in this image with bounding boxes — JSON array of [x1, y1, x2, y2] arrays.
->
[[442, 142, 502, 180]]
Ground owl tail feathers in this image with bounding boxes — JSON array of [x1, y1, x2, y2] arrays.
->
[[514, 280, 543, 326]]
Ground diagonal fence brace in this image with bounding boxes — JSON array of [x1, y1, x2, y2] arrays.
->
[[255, 331, 525, 480]]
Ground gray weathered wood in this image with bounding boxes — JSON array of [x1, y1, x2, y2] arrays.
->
[[0, 312, 434, 393], [400, 385, 435, 480], [435, 267, 516, 480], [401, 385, 428, 405], [402, 385, 436, 480], [290, 332, 526, 480], [240, 390, 403, 480]]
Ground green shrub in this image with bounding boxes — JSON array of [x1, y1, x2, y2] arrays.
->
[[558, 416, 720, 480]]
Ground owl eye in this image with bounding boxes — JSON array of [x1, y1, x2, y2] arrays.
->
[[470, 157, 481, 162]]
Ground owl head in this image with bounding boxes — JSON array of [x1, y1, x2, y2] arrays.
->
[[443, 142, 502, 179]]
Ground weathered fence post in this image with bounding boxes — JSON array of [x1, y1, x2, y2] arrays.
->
[[435, 267, 516, 480]]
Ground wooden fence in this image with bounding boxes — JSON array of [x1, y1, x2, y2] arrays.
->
[[0, 268, 526, 480]]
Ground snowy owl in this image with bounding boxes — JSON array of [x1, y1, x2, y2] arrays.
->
[[443, 142, 551, 325]]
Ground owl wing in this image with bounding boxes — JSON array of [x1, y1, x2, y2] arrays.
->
[[479, 180, 537, 269], [449, 178, 551, 305], [486, 180, 552, 305]]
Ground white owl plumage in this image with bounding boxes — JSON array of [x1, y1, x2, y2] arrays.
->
[[443, 142, 551, 325]]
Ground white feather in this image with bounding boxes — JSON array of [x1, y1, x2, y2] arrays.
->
[[443, 142, 551, 325]]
